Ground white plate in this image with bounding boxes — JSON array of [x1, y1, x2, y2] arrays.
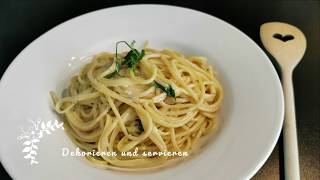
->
[[0, 4, 284, 180]]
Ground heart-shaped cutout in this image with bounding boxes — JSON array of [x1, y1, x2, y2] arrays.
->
[[273, 33, 294, 42]]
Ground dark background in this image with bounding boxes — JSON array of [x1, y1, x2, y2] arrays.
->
[[0, 0, 319, 179]]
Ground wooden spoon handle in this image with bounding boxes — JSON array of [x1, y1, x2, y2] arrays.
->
[[282, 69, 300, 180]]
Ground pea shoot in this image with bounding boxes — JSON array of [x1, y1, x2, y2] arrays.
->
[[153, 81, 176, 98], [105, 40, 145, 78]]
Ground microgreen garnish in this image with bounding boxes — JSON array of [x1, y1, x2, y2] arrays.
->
[[105, 40, 145, 78], [153, 81, 176, 98], [120, 41, 145, 72], [137, 120, 144, 133]]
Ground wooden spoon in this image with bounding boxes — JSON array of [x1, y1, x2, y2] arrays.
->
[[260, 22, 306, 180]]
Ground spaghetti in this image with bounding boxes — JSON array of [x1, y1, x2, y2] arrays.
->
[[50, 41, 223, 170]]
